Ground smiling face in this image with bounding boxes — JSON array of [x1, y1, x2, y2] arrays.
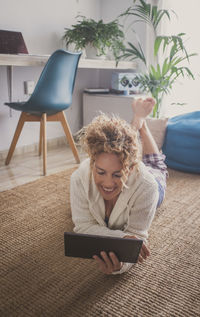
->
[[93, 152, 123, 202]]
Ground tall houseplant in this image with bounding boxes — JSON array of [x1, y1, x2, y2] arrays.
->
[[63, 16, 125, 61], [120, 0, 196, 118]]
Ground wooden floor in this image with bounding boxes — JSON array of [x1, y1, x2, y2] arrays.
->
[[0, 145, 86, 192]]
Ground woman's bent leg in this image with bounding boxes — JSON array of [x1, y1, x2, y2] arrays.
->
[[131, 97, 168, 207]]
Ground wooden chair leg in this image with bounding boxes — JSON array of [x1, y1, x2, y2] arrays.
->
[[58, 111, 80, 163], [5, 112, 26, 165], [39, 118, 43, 156], [42, 113, 47, 176]]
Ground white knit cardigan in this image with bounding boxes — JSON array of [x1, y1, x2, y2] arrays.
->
[[70, 158, 159, 274]]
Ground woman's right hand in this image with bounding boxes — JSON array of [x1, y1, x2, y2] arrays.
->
[[93, 251, 123, 274], [123, 235, 150, 263]]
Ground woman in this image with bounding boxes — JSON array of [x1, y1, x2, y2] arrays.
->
[[70, 97, 168, 274]]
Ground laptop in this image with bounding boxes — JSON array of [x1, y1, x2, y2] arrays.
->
[[0, 30, 28, 54]]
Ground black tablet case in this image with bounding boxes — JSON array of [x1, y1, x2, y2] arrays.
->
[[64, 232, 143, 263]]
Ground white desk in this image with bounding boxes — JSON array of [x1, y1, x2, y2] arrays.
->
[[0, 54, 137, 106], [0, 53, 136, 69]]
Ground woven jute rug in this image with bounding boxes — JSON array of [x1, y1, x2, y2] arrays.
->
[[0, 167, 200, 317]]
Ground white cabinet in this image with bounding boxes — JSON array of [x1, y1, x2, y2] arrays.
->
[[83, 93, 144, 126]]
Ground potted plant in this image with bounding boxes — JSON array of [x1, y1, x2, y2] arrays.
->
[[120, 0, 197, 118], [62, 16, 125, 61]]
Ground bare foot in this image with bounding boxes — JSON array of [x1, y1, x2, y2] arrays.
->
[[131, 97, 156, 130]]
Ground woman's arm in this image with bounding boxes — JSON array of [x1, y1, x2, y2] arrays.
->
[[124, 177, 158, 242]]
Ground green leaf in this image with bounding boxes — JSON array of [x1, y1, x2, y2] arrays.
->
[[150, 65, 158, 78], [154, 36, 163, 56], [162, 58, 170, 76], [122, 41, 146, 65]]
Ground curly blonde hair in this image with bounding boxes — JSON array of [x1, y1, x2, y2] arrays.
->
[[78, 113, 142, 177]]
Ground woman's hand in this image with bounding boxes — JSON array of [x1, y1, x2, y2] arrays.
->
[[93, 251, 123, 275], [123, 235, 150, 263]]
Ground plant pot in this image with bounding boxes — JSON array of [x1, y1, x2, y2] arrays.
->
[[85, 44, 106, 60]]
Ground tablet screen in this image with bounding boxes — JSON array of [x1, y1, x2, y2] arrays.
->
[[64, 232, 143, 263]]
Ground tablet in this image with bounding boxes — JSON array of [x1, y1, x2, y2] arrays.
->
[[64, 232, 143, 263]]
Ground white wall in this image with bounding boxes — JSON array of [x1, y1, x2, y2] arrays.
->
[[0, 0, 102, 151], [99, 0, 147, 88], [101, 0, 146, 49], [160, 0, 200, 117], [0, 0, 102, 55]]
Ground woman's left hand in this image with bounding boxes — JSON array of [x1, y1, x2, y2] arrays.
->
[[124, 235, 150, 263], [93, 251, 123, 274]]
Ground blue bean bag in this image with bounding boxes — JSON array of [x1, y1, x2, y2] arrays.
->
[[162, 111, 200, 173]]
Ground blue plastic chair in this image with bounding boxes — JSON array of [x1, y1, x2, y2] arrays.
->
[[5, 49, 82, 175]]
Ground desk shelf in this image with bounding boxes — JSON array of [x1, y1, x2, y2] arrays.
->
[[0, 54, 137, 106], [0, 54, 137, 70]]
